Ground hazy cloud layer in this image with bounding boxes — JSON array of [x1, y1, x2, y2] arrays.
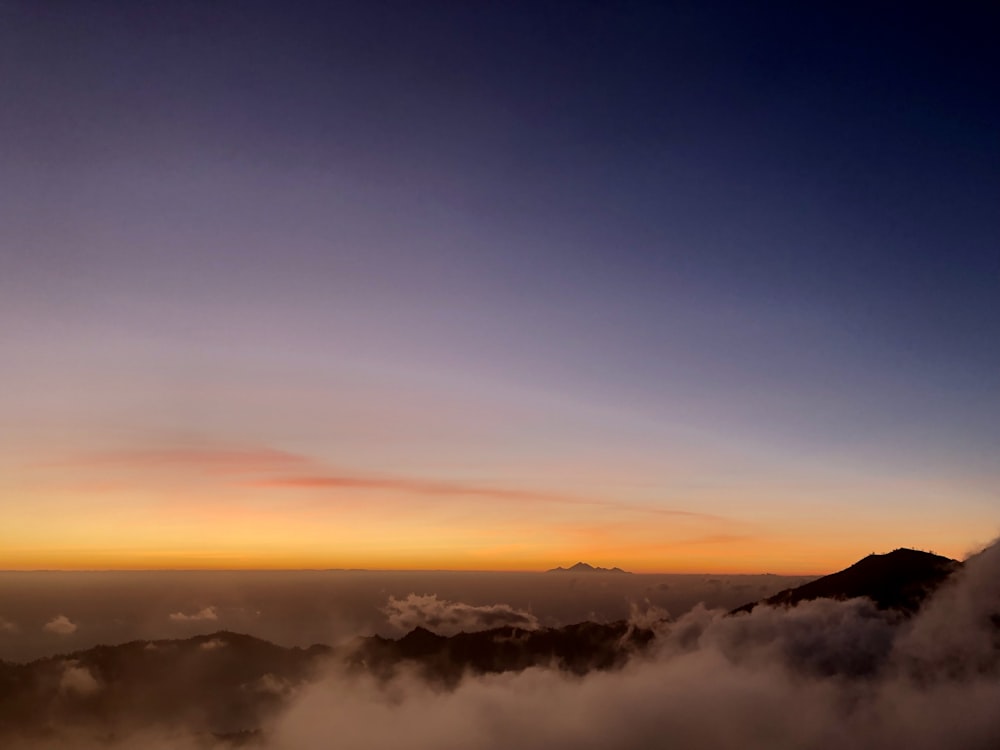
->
[[5, 543, 1000, 750], [245, 673, 294, 697], [62, 444, 723, 523], [59, 661, 100, 696], [0, 616, 17, 633], [267, 540, 1000, 750], [0, 570, 806, 663], [256, 473, 728, 523], [383, 594, 540, 635], [43, 615, 77, 635], [625, 600, 671, 630], [168, 607, 218, 623]]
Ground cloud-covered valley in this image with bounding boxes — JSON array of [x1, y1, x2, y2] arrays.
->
[[0, 541, 998, 749]]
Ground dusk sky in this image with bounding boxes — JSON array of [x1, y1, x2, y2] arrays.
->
[[2, 1, 997, 573]]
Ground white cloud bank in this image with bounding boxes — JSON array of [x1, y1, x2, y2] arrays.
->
[[383, 594, 540, 635], [59, 661, 100, 696], [267, 539, 1000, 750], [43, 615, 77, 635], [168, 606, 218, 623]]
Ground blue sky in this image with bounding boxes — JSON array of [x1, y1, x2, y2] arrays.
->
[[1, 1, 997, 570]]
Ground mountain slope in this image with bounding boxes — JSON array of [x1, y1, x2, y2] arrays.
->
[[349, 620, 652, 684], [0, 631, 331, 739], [732, 548, 961, 615], [0, 621, 653, 741]]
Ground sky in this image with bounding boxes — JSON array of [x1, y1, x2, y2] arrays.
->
[[1, 1, 998, 573]]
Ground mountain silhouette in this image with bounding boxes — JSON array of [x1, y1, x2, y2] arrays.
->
[[0, 631, 331, 741], [0, 631, 332, 734], [349, 620, 652, 685], [731, 548, 960, 615], [547, 562, 631, 573], [0, 546, 968, 744], [0, 621, 652, 742]]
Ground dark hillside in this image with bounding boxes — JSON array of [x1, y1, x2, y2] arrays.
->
[[732, 548, 960, 615]]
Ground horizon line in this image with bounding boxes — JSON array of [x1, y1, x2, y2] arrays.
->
[[0, 566, 823, 576]]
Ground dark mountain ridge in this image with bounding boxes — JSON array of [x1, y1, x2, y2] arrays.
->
[[0, 621, 652, 742], [547, 562, 631, 573], [349, 619, 652, 685], [0, 631, 331, 740], [732, 548, 960, 615]]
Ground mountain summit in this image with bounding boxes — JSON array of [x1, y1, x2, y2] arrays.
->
[[732, 547, 960, 615], [547, 562, 630, 574]]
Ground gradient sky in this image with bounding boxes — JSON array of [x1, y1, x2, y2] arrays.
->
[[1, 1, 997, 573]]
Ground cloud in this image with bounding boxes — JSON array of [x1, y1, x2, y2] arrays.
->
[[43, 615, 77, 635], [58, 661, 100, 696], [256, 474, 608, 513], [265, 538, 1000, 750], [52, 445, 731, 529], [168, 606, 218, 623], [55, 444, 731, 525], [200, 638, 226, 650], [0, 616, 18, 633], [5, 541, 1000, 750], [256, 474, 727, 521], [245, 673, 294, 697], [383, 594, 540, 635], [892, 538, 1000, 679], [625, 600, 671, 631]]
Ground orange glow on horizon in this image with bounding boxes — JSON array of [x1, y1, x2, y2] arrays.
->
[[0, 532, 977, 577], [2, 444, 992, 577]]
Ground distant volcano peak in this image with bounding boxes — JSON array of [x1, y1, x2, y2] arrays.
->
[[547, 562, 631, 574]]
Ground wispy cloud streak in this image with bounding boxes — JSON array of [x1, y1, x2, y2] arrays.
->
[[254, 474, 729, 522]]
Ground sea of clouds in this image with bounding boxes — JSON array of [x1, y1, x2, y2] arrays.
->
[[3, 540, 998, 750]]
